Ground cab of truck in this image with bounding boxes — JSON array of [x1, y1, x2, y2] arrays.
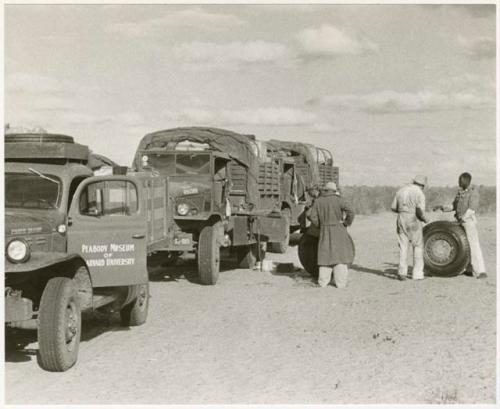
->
[[140, 148, 231, 221], [5, 133, 150, 372]]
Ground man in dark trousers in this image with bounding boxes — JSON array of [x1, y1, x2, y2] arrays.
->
[[308, 182, 355, 288]]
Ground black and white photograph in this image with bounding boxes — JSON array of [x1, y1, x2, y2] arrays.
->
[[3, 2, 497, 406]]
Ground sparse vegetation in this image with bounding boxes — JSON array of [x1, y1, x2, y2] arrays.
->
[[341, 186, 496, 215], [428, 386, 459, 404]]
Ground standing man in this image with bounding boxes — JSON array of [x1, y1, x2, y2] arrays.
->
[[391, 175, 429, 281], [433, 172, 486, 279], [308, 182, 355, 288]]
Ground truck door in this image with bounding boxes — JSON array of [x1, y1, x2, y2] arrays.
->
[[67, 176, 147, 287]]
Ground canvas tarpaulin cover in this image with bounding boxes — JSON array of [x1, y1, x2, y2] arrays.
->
[[267, 140, 321, 187], [134, 127, 262, 206]]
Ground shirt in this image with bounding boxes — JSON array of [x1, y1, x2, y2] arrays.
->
[[453, 185, 479, 218], [391, 184, 426, 213]]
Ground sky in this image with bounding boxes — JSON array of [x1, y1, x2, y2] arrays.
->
[[4, 4, 496, 186]]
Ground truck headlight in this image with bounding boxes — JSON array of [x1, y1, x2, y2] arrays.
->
[[6, 239, 30, 263], [177, 203, 190, 216]]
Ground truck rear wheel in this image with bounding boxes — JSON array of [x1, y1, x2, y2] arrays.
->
[[120, 283, 149, 326], [198, 224, 221, 285], [298, 234, 319, 280], [38, 277, 81, 372], [269, 208, 291, 254], [423, 221, 470, 277]]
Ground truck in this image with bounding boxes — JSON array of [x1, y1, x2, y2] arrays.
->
[[132, 127, 288, 285], [4, 133, 166, 371], [265, 140, 339, 252]]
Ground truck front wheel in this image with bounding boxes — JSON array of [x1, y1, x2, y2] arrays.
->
[[120, 283, 149, 326], [38, 277, 81, 372], [198, 224, 221, 285]]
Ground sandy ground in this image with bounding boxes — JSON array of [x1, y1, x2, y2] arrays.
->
[[4, 212, 497, 404]]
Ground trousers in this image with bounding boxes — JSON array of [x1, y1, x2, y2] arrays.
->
[[462, 215, 486, 275], [397, 213, 424, 279], [318, 264, 348, 288]]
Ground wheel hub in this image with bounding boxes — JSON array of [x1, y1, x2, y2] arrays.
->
[[137, 286, 148, 310], [65, 302, 78, 349], [425, 234, 457, 265]]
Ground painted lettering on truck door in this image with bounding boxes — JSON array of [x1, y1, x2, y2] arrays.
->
[[67, 176, 147, 287]]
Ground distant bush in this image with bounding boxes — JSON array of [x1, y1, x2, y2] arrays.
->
[[341, 185, 496, 215]]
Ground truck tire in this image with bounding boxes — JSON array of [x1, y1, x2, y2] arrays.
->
[[269, 208, 291, 254], [197, 224, 221, 285], [298, 234, 319, 280], [423, 221, 471, 277], [120, 283, 149, 326], [236, 242, 266, 269], [38, 277, 81, 372]]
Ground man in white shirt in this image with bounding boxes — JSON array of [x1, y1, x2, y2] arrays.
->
[[391, 175, 429, 281]]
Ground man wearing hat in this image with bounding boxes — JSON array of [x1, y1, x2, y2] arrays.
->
[[307, 181, 355, 288], [391, 175, 429, 280]]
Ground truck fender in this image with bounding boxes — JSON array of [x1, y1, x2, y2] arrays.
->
[[45, 255, 94, 312]]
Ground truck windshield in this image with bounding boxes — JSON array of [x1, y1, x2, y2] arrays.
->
[[148, 153, 210, 175], [5, 172, 61, 209]]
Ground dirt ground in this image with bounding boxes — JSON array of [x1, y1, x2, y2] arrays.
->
[[4, 212, 497, 404]]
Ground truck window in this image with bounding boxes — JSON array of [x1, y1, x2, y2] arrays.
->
[[147, 153, 210, 175], [79, 181, 138, 217], [175, 154, 210, 174], [6, 172, 61, 209], [148, 154, 175, 175]]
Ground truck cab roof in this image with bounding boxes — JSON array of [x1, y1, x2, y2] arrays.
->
[[5, 133, 90, 163]]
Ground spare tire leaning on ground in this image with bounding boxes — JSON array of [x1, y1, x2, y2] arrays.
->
[[423, 221, 471, 277]]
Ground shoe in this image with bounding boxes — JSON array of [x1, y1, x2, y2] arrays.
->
[[464, 270, 474, 277], [412, 277, 425, 281], [397, 274, 407, 281], [476, 273, 488, 279]]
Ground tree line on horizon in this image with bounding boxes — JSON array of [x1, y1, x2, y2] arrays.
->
[[339, 185, 496, 215]]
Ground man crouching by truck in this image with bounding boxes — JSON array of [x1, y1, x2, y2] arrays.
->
[[433, 172, 487, 279], [307, 182, 355, 288]]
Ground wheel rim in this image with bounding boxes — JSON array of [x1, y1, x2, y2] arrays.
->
[[65, 300, 79, 351], [214, 245, 220, 271], [425, 233, 457, 266], [137, 285, 148, 311]]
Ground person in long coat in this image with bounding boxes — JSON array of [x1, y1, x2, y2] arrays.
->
[[307, 182, 355, 288]]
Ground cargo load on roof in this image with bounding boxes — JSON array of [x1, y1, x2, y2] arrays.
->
[[5, 133, 118, 171]]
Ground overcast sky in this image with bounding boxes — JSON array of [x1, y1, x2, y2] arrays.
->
[[5, 4, 496, 186]]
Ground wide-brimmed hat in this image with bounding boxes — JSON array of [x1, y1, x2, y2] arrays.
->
[[324, 181, 338, 191], [413, 175, 428, 186]]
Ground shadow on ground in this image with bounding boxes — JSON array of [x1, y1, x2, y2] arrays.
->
[[5, 312, 131, 365], [350, 263, 400, 280], [148, 249, 245, 284]]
